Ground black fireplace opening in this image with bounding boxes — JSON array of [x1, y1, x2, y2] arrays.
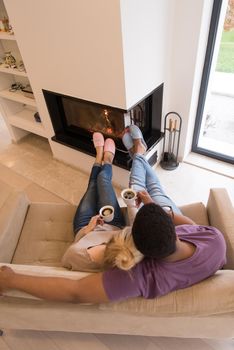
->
[[43, 84, 164, 170]]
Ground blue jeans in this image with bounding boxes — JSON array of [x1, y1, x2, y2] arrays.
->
[[73, 163, 125, 234], [129, 154, 181, 214]]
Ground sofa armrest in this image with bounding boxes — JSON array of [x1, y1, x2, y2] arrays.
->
[[0, 192, 29, 263], [0, 263, 90, 300], [207, 188, 234, 269], [0, 180, 15, 207]]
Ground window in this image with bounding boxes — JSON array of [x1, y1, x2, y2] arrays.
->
[[192, 0, 234, 164]]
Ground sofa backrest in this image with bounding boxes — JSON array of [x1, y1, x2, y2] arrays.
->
[[207, 188, 234, 269], [180, 202, 209, 226], [0, 190, 29, 263], [12, 202, 76, 266]]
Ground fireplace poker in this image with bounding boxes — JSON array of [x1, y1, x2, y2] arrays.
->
[[168, 118, 173, 159], [171, 119, 177, 159]]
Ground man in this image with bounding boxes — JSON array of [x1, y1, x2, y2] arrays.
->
[[0, 126, 226, 303]]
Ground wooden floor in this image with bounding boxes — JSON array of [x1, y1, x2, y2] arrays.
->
[[0, 330, 234, 350]]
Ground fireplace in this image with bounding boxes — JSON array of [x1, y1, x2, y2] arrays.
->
[[43, 84, 164, 169]]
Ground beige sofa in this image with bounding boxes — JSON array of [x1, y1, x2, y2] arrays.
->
[[0, 179, 234, 339]]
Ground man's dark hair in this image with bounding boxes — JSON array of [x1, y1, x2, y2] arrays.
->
[[132, 203, 176, 259]]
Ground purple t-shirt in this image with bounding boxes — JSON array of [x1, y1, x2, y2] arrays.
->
[[102, 225, 227, 301]]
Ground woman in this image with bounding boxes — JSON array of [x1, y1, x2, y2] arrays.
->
[[61, 132, 139, 272]]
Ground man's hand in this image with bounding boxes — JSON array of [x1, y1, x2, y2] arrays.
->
[[136, 190, 154, 207], [0, 265, 15, 294]]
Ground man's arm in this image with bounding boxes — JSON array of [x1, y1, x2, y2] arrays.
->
[[168, 211, 196, 226], [0, 266, 109, 303], [137, 190, 196, 226]]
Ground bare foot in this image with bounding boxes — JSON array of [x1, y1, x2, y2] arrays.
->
[[133, 139, 147, 155]]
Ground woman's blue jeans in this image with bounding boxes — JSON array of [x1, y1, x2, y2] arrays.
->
[[73, 163, 125, 234], [129, 154, 182, 214]]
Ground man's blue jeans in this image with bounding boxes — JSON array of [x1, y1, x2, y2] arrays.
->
[[73, 164, 125, 234], [129, 154, 182, 214]]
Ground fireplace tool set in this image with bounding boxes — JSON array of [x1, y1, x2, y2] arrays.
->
[[160, 112, 182, 170]]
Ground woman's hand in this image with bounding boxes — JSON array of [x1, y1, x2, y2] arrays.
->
[[136, 190, 154, 207], [84, 215, 104, 234], [0, 265, 15, 294]]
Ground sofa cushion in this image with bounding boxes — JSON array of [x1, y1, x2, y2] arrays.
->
[[207, 188, 234, 269], [179, 202, 209, 225], [12, 203, 76, 266], [100, 270, 234, 316], [0, 191, 29, 263]]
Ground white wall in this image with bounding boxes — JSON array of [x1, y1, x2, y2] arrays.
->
[[120, 0, 171, 109], [166, 0, 213, 160]]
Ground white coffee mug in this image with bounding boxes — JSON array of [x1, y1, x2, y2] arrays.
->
[[121, 188, 137, 206], [99, 205, 115, 223]]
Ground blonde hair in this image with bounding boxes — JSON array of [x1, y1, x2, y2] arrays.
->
[[104, 227, 144, 271]]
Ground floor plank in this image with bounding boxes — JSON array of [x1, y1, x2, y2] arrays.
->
[[95, 334, 161, 350], [2, 330, 58, 350], [204, 338, 234, 350], [0, 335, 11, 350], [1, 330, 234, 350], [149, 336, 215, 350], [46, 331, 110, 350]]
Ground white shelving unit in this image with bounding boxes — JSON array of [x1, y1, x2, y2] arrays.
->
[[0, 65, 27, 76], [0, 31, 14, 40], [8, 108, 45, 137], [0, 89, 37, 107], [0, 0, 46, 141]]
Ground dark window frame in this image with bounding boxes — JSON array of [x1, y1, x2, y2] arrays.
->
[[192, 0, 234, 164]]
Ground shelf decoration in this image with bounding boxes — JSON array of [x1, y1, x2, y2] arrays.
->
[[18, 60, 26, 72], [160, 111, 182, 170], [0, 16, 9, 31], [4, 51, 16, 67], [0, 15, 13, 34], [0, 54, 26, 73], [22, 84, 35, 99]]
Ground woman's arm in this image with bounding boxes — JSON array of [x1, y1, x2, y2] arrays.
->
[[75, 215, 104, 241], [0, 266, 109, 303]]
